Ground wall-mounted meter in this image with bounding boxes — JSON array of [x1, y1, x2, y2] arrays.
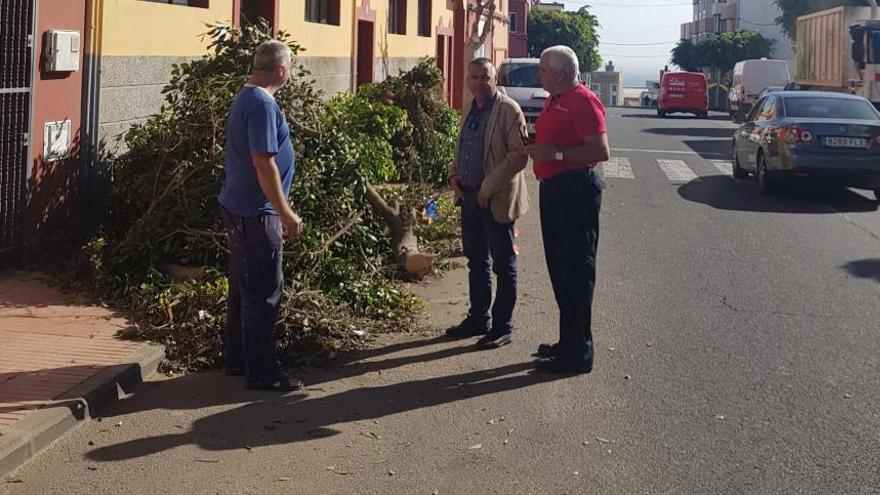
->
[[44, 120, 72, 162], [44, 30, 81, 72]]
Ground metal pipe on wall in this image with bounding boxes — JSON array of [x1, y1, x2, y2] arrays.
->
[[80, 0, 103, 227]]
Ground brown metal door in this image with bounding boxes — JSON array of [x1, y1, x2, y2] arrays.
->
[[356, 20, 374, 89], [0, 0, 35, 251]]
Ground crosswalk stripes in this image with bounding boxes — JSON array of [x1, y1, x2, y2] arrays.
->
[[601, 157, 634, 179], [597, 157, 736, 182], [656, 159, 698, 182], [711, 160, 734, 176]]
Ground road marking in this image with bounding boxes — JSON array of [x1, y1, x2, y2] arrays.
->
[[711, 160, 733, 176], [612, 147, 729, 158], [657, 159, 697, 182], [601, 157, 634, 179]]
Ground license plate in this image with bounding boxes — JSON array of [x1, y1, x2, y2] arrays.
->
[[824, 136, 867, 148], [669, 94, 683, 98], [527, 123, 536, 134]]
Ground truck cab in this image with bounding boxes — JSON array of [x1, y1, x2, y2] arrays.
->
[[850, 19, 880, 108]]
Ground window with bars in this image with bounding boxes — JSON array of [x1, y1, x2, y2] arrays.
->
[[389, 0, 407, 35], [306, 0, 340, 25], [417, 0, 431, 37], [140, 0, 209, 7]]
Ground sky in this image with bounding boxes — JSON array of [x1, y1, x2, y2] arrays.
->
[[562, 0, 694, 87]]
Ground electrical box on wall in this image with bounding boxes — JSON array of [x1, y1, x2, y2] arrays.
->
[[44, 30, 81, 72], [44, 120, 72, 162]]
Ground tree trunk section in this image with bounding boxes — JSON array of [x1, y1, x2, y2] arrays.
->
[[364, 182, 434, 279]]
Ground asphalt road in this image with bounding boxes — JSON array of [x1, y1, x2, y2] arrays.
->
[[5, 107, 880, 495]]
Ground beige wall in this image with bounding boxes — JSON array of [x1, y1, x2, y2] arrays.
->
[[95, 1, 516, 146], [590, 72, 623, 106]]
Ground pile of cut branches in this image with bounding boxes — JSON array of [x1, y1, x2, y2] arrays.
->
[[35, 22, 461, 371]]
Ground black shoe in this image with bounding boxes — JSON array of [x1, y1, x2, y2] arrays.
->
[[445, 318, 490, 338], [534, 343, 559, 358], [475, 331, 512, 350], [534, 356, 592, 374], [246, 375, 304, 392], [224, 366, 245, 376]]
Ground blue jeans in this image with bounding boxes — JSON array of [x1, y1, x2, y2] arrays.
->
[[539, 169, 603, 365], [222, 209, 284, 383], [460, 190, 517, 333]]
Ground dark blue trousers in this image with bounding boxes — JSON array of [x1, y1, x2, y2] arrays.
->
[[460, 191, 517, 333], [539, 169, 603, 365], [222, 209, 284, 383]]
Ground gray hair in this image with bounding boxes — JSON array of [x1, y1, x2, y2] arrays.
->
[[469, 57, 497, 77], [253, 40, 291, 72], [541, 45, 579, 84]]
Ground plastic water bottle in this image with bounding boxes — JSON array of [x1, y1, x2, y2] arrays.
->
[[425, 199, 439, 221]]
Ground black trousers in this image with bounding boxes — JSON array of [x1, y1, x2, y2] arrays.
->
[[539, 169, 603, 365], [222, 209, 284, 383], [460, 190, 517, 333]]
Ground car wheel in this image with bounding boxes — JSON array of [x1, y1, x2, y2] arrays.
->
[[732, 148, 748, 179], [756, 153, 776, 195]]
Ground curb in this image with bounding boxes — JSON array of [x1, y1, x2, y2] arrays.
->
[[0, 343, 165, 478]]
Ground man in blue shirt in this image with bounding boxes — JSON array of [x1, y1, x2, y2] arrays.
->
[[219, 40, 303, 392]]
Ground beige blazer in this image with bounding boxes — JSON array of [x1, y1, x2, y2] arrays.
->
[[449, 92, 530, 224]]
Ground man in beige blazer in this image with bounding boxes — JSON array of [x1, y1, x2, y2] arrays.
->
[[446, 58, 530, 350]]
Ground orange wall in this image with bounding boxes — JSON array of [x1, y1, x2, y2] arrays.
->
[[28, 0, 87, 229]]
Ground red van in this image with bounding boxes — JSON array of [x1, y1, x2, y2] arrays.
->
[[658, 71, 709, 118]]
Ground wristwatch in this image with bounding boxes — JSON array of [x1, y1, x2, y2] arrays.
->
[[554, 148, 564, 161]]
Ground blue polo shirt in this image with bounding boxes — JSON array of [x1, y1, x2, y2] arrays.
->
[[219, 85, 295, 217]]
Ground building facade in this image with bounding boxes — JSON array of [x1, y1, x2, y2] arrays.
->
[[590, 62, 623, 107], [0, 0, 509, 253], [680, 0, 794, 62], [508, 0, 530, 58], [533, 1, 563, 12]]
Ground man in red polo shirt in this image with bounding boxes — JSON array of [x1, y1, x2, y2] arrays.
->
[[525, 45, 610, 374]]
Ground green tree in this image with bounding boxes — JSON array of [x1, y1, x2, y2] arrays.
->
[[774, 0, 870, 40], [670, 31, 774, 73], [527, 7, 602, 72], [671, 38, 701, 72], [702, 30, 775, 72]]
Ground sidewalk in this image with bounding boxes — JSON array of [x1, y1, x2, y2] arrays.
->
[[0, 271, 164, 477]]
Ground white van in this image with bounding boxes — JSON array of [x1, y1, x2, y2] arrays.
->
[[496, 58, 548, 136], [728, 59, 793, 116]]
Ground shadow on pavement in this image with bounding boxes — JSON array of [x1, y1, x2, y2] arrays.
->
[[842, 259, 880, 283], [678, 175, 880, 214], [0, 365, 111, 415], [643, 127, 735, 139], [85, 359, 563, 461], [620, 113, 731, 122], [682, 139, 732, 159]]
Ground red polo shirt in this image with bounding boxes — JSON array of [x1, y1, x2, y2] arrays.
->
[[533, 84, 607, 180]]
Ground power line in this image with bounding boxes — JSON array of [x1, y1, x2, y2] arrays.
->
[[601, 53, 672, 58], [565, 1, 693, 6], [602, 41, 678, 45], [600, 23, 683, 36], [739, 18, 779, 27]]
